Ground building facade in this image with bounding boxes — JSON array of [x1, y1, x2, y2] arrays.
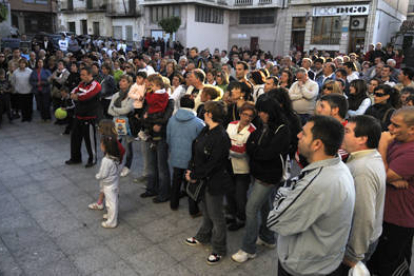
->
[[57, 0, 409, 55], [11, 0, 58, 34], [283, 0, 409, 55]]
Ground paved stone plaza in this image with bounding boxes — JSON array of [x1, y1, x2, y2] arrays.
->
[[0, 119, 278, 276]]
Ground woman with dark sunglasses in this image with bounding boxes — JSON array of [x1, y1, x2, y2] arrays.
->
[[365, 84, 402, 130]]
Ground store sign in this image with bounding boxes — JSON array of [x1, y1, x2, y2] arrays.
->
[[313, 5, 370, 17]]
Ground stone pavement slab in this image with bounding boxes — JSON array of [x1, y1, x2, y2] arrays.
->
[[3, 115, 412, 276]]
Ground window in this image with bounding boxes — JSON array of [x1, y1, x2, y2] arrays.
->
[[113, 26, 122, 39], [292, 17, 306, 30], [93, 22, 100, 36], [195, 5, 224, 24], [311, 17, 341, 45], [239, 9, 275, 24], [126, 26, 133, 41], [68, 22, 76, 34], [150, 5, 180, 23], [23, 0, 48, 4]]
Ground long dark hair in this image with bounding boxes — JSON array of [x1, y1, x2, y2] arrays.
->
[[374, 84, 402, 108], [348, 79, 368, 111], [101, 135, 120, 161], [255, 95, 288, 130], [268, 87, 296, 118]]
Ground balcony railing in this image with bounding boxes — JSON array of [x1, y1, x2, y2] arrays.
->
[[235, 0, 253, 5], [259, 0, 272, 4]]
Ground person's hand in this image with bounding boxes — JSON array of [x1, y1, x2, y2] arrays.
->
[[342, 257, 357, 268], [153, 124, 161, 133], [185, 170, 192, 182], [380, 131, 395, 144], [390, 179, 409, 189], [185, 170, 197, 183], [143, 112, 148, 119], [70, 93, 78, 100]]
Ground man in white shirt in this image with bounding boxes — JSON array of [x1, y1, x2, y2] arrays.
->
[[58, 35, 69, 53], [137, 55, 156, 76], [344, 61, 359, 83], [381, 65, 396, 87], [289, 68, 319, 125]]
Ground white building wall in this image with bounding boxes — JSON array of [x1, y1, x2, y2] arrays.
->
[[228, 8, 287, 56], [372, 0, 407, 45], [60, 13, 111, 36], [185, 5, 229, 52], [111, 18, 142, 41]]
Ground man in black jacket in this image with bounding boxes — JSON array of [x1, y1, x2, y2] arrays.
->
[[65, 67, 101, 167]]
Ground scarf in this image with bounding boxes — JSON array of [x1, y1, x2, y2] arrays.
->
[[114, 87, 129, 108]]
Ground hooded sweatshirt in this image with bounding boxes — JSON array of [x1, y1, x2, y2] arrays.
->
[[166, 108, 205, 169]]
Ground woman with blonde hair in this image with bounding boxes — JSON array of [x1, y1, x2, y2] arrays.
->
[[321, 80, 342, 96]]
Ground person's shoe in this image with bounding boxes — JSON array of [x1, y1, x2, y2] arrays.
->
[[228, 221, 245, 231], [85, 160, 96, 168], [120, 167, 130, 177], [185, 237, 201, 246], [65, 159, 81, 165], [206, 253, 222, 265], [140, 191, 157, 198], [256, 237, 276, 249], [231, 250, 256, 263], [153, 197, 169, 204], [88, 202, 104, 210], [101, 221, 117, 229]]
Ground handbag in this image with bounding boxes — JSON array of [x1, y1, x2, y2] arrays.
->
[[113, 116, 131, 137], [186, 179, 205, 202]]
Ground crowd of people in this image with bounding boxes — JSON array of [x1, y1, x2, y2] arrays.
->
[[0, 34, 414, 276]]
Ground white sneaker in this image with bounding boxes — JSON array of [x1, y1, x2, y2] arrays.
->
[[231, 249, 256, 263], [120, 167, 130, 177], [101, 221, 117, 229], [256, 237, 276, 249]]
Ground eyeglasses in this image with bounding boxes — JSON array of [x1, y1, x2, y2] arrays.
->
[[323, 86, 333, 91], [374, 93, 386, 97], [240, 112, 254, 118]]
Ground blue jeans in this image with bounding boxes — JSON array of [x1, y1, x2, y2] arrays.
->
[[241, 178, 276, 254], [140, 140, 149, 178], [144, 139, 171, 201]]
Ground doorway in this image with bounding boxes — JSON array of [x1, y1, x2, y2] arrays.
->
[[81, 20, 87, 35], [250, 37, 258, 52]]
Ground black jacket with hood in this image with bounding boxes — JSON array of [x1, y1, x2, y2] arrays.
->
[[246, 97, 291, 185]]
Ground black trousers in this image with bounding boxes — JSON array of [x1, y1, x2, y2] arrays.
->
[[170, 167, 200, 216], [36, 92, 51, 120], [10, 93, 19, 113], [367, 221, 414, 276], [70, 118, 97, 163], [226, 174, 251, 222], [278, 261, 343, 276], [0, 93, 12, 124], [100, 99, 112, 119], [18, 93, 33, 121]]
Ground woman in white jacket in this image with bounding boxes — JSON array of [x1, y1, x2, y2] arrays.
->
[[11, 59, 33, 122], [108, 74, 134, 177], [225, 102, 256, 231]]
